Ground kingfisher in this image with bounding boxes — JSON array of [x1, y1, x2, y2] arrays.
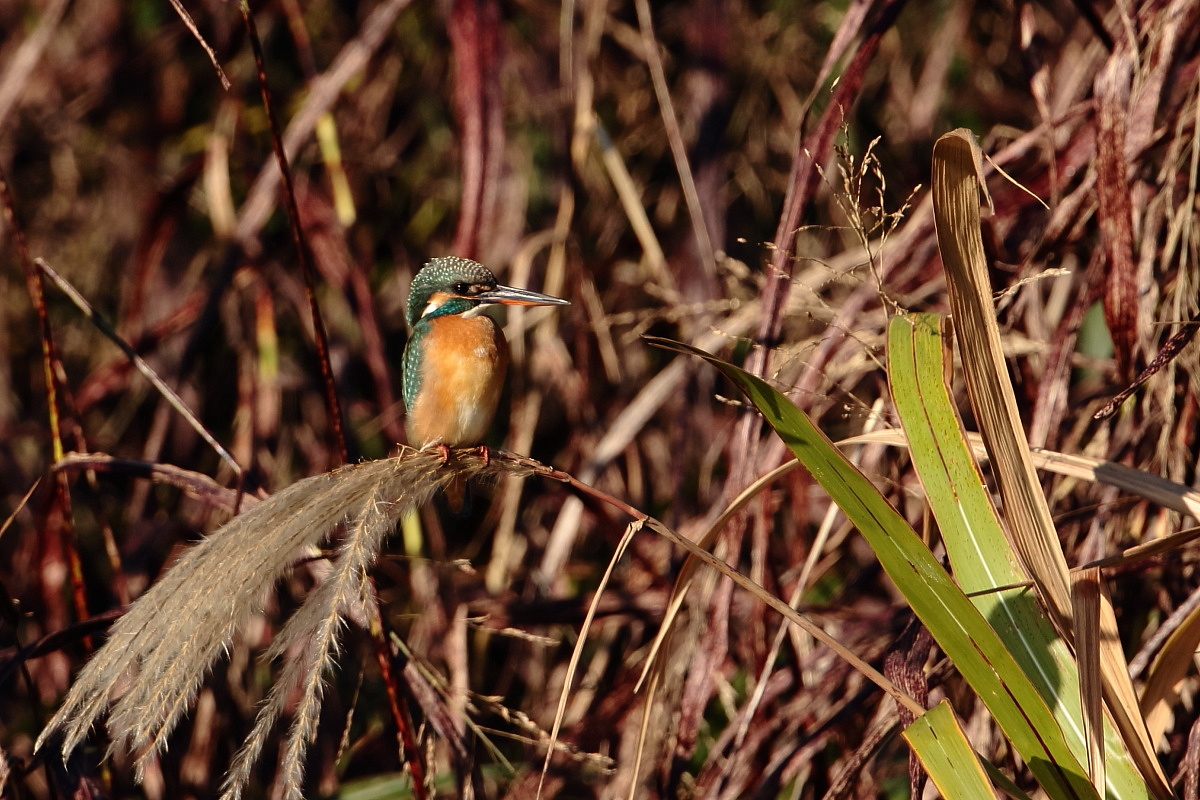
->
[[402, 256, 569, 468]]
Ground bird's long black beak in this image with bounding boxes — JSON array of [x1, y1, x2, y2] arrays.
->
[[478, 284, 570, 307]]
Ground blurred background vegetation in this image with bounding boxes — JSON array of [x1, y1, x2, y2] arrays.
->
[[2, 0, 1200, 797]]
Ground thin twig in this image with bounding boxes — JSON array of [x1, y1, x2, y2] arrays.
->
[[633, 0, 717, 280], [1094, 321, 1200, 419], [165, 0, 231, 90], [37, 260, 242, 476]]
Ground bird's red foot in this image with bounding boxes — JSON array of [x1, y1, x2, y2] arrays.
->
[[476, 444, 491, 465], [436, 443, 452, 464]]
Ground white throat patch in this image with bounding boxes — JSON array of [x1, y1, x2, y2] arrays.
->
[[420, 292, 488, 320], [421, 297, 445, 319]]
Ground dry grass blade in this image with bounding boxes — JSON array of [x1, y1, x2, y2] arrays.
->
[[0, 477, 39, 543], [932, 129, 1172, 799], [637, 517, 922, 717], [1140, 599, 1200, 745], [1072, 567, 1104, 792], [845, 429, 1200, 522], [537, 520, 640, 800], [1096, 577, 1170, 797], [632, 0, 716, 279], [591, 115, 673, 295], [36, 450, 509, 777], [931, 128, 1073, 631]]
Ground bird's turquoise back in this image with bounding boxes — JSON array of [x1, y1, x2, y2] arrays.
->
[[401, 327, 424, 417]]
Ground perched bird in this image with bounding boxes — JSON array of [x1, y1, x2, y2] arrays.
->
[[402, 256, 568, 475]]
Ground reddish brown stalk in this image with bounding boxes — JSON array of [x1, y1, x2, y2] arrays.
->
[[0, 172, 61, 485], [1095, 321, 1200, 420], [0, 168, 89, 656], [1094, 53, 1140, 381], [748, 0, 909, 384], [238, 21, 422, 796], [300, 190, 404, 445], [711, 0, 907, 782], [449, 0, 504, 261], [52, 453, 263, 514], [734, 0, 909, 481], [0, 609, 125, 686], [365, 602, 428, 800], [239, 3, 351, 465]]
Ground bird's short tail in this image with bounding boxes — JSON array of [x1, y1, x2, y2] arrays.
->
[[440, 473, 472, 517]]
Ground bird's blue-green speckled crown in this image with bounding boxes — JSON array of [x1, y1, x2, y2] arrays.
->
[[405, 257, 497, 327]]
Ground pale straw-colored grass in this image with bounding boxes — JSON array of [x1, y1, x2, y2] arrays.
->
[[37, 448, 526, 800]]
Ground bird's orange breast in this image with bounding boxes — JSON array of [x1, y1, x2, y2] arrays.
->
[[406, 313, 509, 448]]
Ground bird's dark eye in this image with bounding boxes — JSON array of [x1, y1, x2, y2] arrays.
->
[[452, 282, 469, 295]]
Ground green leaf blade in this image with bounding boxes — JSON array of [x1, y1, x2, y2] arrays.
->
[[904, 700, 1002, 800], [886, 312, 1153, 800], [646, 336, 1098, 800]]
